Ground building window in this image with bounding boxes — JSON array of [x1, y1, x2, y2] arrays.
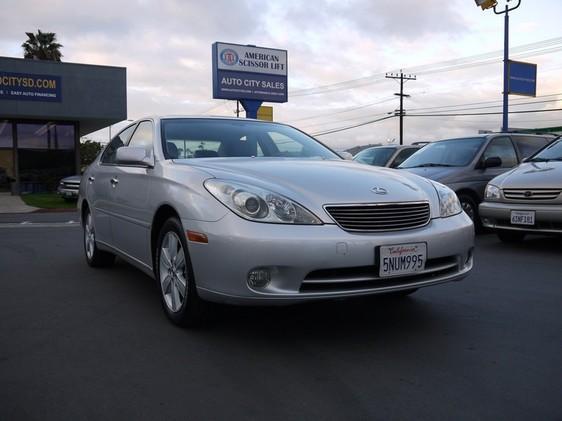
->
[[0, 120, 12, 148], [17, 123, 75, 150]]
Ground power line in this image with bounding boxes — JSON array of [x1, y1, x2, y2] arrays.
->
[[312, 115, 395, 137], [407, 108, 562, 117], [312, 108, 562, 137], [289, 37, 562, 97]]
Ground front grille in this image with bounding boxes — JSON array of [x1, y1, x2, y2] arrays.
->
[[324, 202, 430, 232], [503, 189, 561, 201], [62, 182, 80, 190]]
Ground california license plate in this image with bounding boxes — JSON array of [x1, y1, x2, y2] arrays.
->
[[510, 210, 535, 226], [379, 243, 427, 278]]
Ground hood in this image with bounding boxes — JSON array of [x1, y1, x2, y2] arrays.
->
[[491, 161, 562, 189], [400, 166, 462, 183], [174, 158, 441, 220]]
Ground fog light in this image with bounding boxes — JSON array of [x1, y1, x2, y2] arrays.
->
[[247, 268, 271, 288]]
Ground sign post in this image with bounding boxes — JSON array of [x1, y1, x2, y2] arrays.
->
[[212, 42, 288, 119]]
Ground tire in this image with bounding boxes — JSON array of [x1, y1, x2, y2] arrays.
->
[[83, 208, 115, 267], [497, 230, 526, 243], [458, 194, 477, 222], [155, 217, 206, 327]]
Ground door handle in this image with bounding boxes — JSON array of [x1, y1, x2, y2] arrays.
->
[[88, 176, 95, 183], [110, 177, 119, 186]]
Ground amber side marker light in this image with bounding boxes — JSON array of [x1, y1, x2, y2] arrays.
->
[[187, 231, 208, 244]]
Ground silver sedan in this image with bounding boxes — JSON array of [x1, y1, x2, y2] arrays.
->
[[79, 117, 474, 326]]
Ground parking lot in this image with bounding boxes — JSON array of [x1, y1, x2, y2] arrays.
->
[[0, 213, 560, 420]]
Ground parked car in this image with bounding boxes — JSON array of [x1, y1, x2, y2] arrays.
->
[[479, 136, 562, 242], [57, 175, 81, 200], [353, 145, 422, 168], [79, 117, 474, 326], [398, 133, 553, 222]]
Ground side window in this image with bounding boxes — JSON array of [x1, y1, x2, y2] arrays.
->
[[390, 148, 418, 168], [482, 137, 518, 168], [512, 136, 550, 159], [100, 124, 136, 165], [128, 121, 154, 158]]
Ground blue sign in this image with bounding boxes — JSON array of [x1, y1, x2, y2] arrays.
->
[[0, 71, 62, 102], [212, 42, 288, 103], [508, 60, 537, 97]]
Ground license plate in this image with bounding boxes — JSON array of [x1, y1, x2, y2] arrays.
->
[[379, 243, 427, 278], [511, 210, 535, 226]]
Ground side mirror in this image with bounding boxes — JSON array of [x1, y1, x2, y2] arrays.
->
[[482, 156, 502, 169], [339, 151, 354, 161], [116, 147, 153, 167]]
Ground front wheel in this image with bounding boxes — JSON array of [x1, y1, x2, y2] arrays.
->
[[83, 208, 115, 267], [155, 217, 207, 327]]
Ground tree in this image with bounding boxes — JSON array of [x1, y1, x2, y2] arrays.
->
[[80, 139, 103, 170], [22, 30, 63, 61]]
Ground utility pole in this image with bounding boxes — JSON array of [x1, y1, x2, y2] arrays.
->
[[386, 71, 416, 145]]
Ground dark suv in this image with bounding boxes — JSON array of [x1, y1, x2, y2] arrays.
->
[[398, 133, 553, 222]]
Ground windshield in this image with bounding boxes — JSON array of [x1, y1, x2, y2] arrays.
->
[[354, 147, 395, 166], [528, 138, 562, 162], [399, 137, 485, 168], [161, 119, 340, 160]]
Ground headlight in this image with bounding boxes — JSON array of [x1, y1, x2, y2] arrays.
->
[[431, 181, 462, 218], [485, 184, 501, 200], [204, 179, 322, 225]]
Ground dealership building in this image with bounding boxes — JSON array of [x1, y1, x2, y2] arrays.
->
[[0, 56, 126, 194]]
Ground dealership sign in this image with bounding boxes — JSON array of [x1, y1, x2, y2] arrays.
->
[[0, 71, 62, 102], [212, 42, 288, 103], [508, 60, 537, 97]]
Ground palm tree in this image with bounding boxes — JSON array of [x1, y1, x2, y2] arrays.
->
[[22, 30, 63, 61]]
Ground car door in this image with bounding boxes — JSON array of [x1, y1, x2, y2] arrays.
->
[[474, 136, 518, 198], [110, 120, 155, 266], [91, 125, 136, 246]]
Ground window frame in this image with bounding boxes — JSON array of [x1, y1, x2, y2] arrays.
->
[[99, 123, 137, 166]]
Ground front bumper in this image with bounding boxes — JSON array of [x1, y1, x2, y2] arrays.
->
[[183, 212, 474, 305], [57, 187, 79, 199], [480, 201, 562, 234]]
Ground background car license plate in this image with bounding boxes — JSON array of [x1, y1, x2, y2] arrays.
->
[[511, 210, 535, 225], [379, 243, 426, 277]]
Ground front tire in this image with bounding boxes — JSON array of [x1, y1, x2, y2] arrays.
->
[[83, 208, 115, 267], [155, 217, 206, 327], [497, 230, 526, 243]]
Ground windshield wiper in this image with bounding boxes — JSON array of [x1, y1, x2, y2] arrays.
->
[[403, 163, 457, 168]]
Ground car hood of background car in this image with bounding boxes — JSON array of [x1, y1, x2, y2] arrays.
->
[[490, 161, 562, 189], [62, 175, 82, 183], [174, 158, 439, 217]]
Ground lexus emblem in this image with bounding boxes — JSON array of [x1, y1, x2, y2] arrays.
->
[[524, 191, 532, 197], [371, 187, 388, 195]]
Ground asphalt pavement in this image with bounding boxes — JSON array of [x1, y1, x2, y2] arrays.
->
[[0, 223, 560, 420]]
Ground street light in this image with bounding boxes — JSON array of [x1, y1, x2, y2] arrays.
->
[[474, 0, 497, 10], [476, 0, 522, 133]]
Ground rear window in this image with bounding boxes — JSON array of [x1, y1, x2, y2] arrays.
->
[[353, 148, 395, 166], [512, 136, 551, 159]]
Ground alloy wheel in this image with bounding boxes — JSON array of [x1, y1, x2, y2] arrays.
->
[[84, 212, 95, 260], [159, 231, 188, 312]]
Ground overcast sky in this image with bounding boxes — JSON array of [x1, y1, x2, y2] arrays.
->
[[1, 0, 561, 148]]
